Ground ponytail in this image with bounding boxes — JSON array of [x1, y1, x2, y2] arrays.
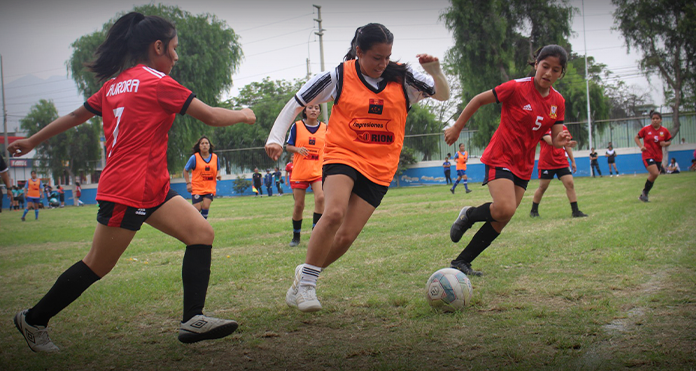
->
[[87, 12, 176, 81], [344, 23, 407, 84]]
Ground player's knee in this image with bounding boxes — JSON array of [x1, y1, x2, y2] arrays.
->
[[314, 194, 325, 209], [492, 203, 516, 221], [191, 223, 214, 245], [321, 208, 345, 227]]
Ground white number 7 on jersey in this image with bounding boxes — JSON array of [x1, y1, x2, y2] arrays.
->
[[110, 107, 125, 158], [533, 116, 543, 131]]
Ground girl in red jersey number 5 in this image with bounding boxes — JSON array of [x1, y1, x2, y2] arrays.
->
[[265, 23, 450, 312], [444, 45, 572, 277], [9, 12, 255, 352]]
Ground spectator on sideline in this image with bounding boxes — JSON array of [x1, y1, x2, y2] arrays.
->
[[666, 158, 680, 174]]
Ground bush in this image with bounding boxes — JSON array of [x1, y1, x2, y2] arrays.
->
[[233, 174, 251, 194]]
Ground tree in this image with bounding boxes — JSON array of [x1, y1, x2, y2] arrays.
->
[[419, 61, 462, 127], [403, 104, 442, 161], [20, 100, 101, 184], [612, 0, 696, 137], [216, 78, 307, 172], [67, 4, 243, 172], [442, 0, 574, 148]]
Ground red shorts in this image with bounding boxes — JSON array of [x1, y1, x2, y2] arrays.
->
[[290, 177, 322, 190]]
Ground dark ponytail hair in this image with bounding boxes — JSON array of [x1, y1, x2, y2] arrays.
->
[[192, 136, 214, 154], [649, 110, 662, 119], [344, 23, 407, 83], [528, 45, 568, 77], [87, 12, 177, 82]]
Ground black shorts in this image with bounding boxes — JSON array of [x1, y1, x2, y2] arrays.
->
[[482, 165, 529, 190], [322, 164, 388, 208], [643, 158, 663, 172], [97, 188, 179, 231], [59, 193, 65, 202], [191, 193, 214, 205], [538, 167, 572, 180]]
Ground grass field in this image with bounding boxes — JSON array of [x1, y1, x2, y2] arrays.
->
[[1, 173, 695, 370]]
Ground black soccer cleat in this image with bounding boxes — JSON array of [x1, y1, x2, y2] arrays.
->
[[450, 206, 473, 243], [450, 260, 483, 277], [530, 210, 540, 218], [572, 210, 588, 218], [638, 193, 649, 202]]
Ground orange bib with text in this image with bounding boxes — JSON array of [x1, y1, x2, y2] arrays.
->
[[292, 120, 327, 182], [191, 153, 218, 195]]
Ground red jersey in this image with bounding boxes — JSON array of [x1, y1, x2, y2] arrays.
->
[[85, 64, 194, 208], [285, 162, 293, 173], [538, 125, 570, 170], [480, 77, 565, 180], [637, 125, 671, 162]]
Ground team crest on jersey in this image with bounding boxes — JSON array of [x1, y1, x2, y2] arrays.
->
[[349, 118, 394, 145], [550, 106, 558, 119], [368, 99, 384, 115], [309, 137, 316, 145]]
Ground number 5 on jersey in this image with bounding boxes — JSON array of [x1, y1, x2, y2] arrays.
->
[[533, 116, 543, 131]]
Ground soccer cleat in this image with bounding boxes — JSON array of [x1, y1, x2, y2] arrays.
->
[[450, 260, 483, 277], [295, 285, 322, 312], [450, 206, 473, 243], [289, 238, 300, 247], [530, 210, 540, 217], [21, 217, 25, 221], [449, 188, 455, 194], [466, 189, 472, 194], [639, 193, 649, 202], [572, 210, 588, 218], [178, 315, 238, 344], [14, 310, 60, 352], [285, 265, 303, 308]]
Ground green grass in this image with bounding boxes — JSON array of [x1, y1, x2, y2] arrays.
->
[[1, 173, 695, 370]]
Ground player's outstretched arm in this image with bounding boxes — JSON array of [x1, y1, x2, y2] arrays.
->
[[9, 106, 94, 157], [187, 98, 255, 127], [417, 54, 450, 101], [551, 124, 571, 148], [444, 90, 496, 145]]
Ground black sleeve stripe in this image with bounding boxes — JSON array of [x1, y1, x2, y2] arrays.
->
[[553, 120, 564, 126], [492, 88, 500, 104], [294, 94, 305, 107], [179, 93, 196, 116], [334, 64, 344, 105], [83, 102, 102, 117], [405, 71, 435, 96], [300, 73, 332, 104]]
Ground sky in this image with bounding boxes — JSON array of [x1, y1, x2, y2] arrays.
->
[[0, 0, 662, 133]]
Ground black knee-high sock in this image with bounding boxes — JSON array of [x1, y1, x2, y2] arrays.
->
[[531, 202, 539, 213], [468, 202, 496, 223], [312, 212, 322, 229], [454, 222, 500, 263], [643, 180, 654, 195], [570, 202, 579, 213], [292, 219, 302, 239], [26, 260, 100, 327], [182, 244, 211, 323]]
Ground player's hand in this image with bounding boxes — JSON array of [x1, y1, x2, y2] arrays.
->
[[265, 143, 283, 161], [444, 126, 461, 146], [186, 183, 192, 193], [240, 108, 256, 125], [216, 174, 222, 181], [567, 140, 577, 148], [555, 130, 572, 147], [640, 146, 647, 152], [571, 162, 577, 173], [416, 54, 438, 65], [298, 147, 309, 156], [8, 139, 35, 157]]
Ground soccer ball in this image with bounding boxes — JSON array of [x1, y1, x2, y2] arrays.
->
[[425, 268, 473, 312]]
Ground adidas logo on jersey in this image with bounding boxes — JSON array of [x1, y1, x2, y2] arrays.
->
[[523, 104, 532, 111]]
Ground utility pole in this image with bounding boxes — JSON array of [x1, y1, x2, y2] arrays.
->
[[1, 54, 8, 161], [582, 0, 593, 160], [313, 4, 329, 123]]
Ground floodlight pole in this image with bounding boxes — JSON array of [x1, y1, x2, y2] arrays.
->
[[582, 0, 593, 160], [313, 4, 329, 124], [1, 54, 8, 161]]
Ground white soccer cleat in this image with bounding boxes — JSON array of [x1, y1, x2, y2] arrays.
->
[[178, 315, 238, 344], [286, 264, 303, 308], [14, 310, 60, 352], [296, 285, 322, 312]]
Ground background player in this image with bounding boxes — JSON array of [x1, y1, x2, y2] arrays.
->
[[635, 111, 671, 202], [183, 136, 221, 220], [9, 12, 255, 352], [530, 125, 588, 218], [21, 170, 42, 221], [450, 143, 471, 194], [285, 104, 326, 247], [444, 45, 571, 277]]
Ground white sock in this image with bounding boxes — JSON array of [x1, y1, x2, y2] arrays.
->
[[300, 264, 322, 287]]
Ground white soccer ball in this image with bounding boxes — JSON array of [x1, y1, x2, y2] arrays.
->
[[425, 268, 473, 312]]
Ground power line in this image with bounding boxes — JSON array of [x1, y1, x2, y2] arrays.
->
[[237, 12, 313, 32]]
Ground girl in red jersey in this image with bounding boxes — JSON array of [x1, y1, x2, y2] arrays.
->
[[529, 125, 588, 218], [444, 45, 572, 277], [635, 111, 672, 202], [8, 12, 255, 352], [265, 23, 450, 312], [285, 104, 326, 247], [183, 136, 221, 220]]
